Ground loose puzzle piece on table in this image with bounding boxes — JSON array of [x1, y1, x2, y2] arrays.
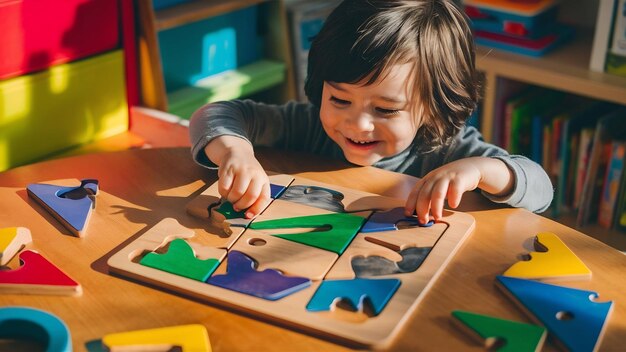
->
[[0, 250, 81, 296], [451, 310, 546, 352], [27, 179, 98, 237], [496, 275, 613, 352], [0, 227, 32, 265], [207, 250, 311, 301], [0, 306, 71, 352], [503, 232, 591, 281], [306, 278, 401, 316], [102, 324, 211, 352], [109, 174, 476, 348]]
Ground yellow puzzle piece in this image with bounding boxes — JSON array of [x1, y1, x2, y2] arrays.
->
[[0, 227, 32, 266], [102, 324, 211, 352], [504, 232, 591, 281]]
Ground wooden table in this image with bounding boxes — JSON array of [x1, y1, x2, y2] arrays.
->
[[1, 147, 625, 351]]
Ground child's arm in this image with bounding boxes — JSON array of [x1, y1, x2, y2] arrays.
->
[[204, 135, 271, 218], [405, 157, 514, 224]]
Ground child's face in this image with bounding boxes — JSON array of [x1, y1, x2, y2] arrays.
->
[[319, 63, 420, 166]]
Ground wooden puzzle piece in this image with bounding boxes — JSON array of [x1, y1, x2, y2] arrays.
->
[[230, 230, 338, 280], [207, 250, 311, 301], [27, 179, 98, 237], [306, 278, 401, 316], [451, 310, 546, 352], [496, 275, 613, 352], [186, 174, 294, 235], [503, 232, 591, 281], [352, 246, 432, 277], [140, 238, 220, 282], [325, 221, 447, 279], [0, 306, 71, 352], [361, 207, 434, 232], [0, 250, 81, 295], [249, 213, 366, 255], [102, 324, 211, 352], [0, 227, 32, 265]]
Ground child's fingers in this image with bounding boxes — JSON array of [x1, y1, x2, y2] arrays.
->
[[232, 176, 266, 213], [447, 179, 464, 208], [430, 178, 449, 220], [217, 169, 234, 198], [224, 173, 252, 210], [245, 183, 271, 218], [405, 180, 423, 216], [415, 180, 434, 224]]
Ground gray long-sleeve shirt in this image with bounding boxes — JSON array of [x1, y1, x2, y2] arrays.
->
[[189, 99, 554, 213]]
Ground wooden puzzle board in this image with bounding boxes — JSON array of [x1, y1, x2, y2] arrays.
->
[[108, 174, 475, 348]]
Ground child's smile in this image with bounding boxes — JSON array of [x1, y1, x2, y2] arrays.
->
[[319, 63, 420, 166]]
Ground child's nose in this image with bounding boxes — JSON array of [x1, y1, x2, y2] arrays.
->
[[347, 111, 374, 131]]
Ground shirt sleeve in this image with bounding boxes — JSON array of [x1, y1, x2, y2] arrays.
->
[[443, 126, 554, 213], [188, 99, 330, 168]]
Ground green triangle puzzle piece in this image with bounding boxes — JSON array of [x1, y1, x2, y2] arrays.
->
[[140, 238, 219, 282], [452, 310, 546, 352], [250, 213, 365, 254]]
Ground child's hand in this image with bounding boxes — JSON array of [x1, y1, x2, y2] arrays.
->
[[204, 136, 271, 218], [405, 157, 513, 223]]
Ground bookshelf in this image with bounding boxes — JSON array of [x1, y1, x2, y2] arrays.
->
[[477, 27, 626, 143], [136, 0, 296, 116], [475, 25, 626, 250]]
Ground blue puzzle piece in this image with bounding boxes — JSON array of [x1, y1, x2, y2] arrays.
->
[[27, 179, 99, 236], [207, 250, 311, 301], [0, 306, 71, 352], [306, 278, 401, 316], [270, 183, 287, 199], [496, 275, 613, 352], [361, 207, 433, 233]]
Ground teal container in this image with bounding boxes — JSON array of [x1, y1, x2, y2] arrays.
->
[[158, 6, 261, 93]]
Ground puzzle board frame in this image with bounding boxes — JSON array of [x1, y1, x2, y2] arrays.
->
[[108, 174, 474, 348]]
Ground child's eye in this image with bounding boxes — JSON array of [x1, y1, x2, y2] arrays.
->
[[375, 107, 400, 115], [330, 96, 351, 106]]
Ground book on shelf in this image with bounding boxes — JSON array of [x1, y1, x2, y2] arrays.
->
[[606, 0, 626, 76], [577, 106, 626, 227], [598, 140, 626, 228], [589, 0, 617, 72], [614, 155, 626, 230], [492, 78, 526, 147]]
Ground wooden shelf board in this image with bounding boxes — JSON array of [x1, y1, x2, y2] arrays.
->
[[155, 0, 267, 31], [476, 28, 626, 106]]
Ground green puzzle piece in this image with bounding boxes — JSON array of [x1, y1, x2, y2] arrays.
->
[[452, 310, 546, 352], [216, 202, 246, 219], [249, 213, 365, 254], [140, 238, 219, 282]]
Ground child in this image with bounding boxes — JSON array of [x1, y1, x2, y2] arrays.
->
[[189, 0, 553, 223]]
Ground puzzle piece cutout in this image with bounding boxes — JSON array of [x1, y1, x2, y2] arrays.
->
[[249, 213, 366, 254], [0, 250, 81, 295], [140, 238, 220, 282], [503, 232, 591, 281], [102, 324, 211, 352], [0, 306, 71, 352], [27, 179, 98, 237], [0, 227, 32, 265], [306, 278, 401, 316], [361, 207, 434, 232], [451, 310, 546, 352], [496, 275, 613, 352], [207, 250, 311, 301], [352, 246, 432, 277], [279, 185, 346, 212]]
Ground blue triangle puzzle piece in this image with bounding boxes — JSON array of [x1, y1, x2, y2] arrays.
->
[[497, 275, 613, 352], [306, 278, 401, 316], [27, 179, 98, 236]]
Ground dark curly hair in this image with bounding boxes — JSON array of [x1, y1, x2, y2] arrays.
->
[[304, 0, 480, 150]]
